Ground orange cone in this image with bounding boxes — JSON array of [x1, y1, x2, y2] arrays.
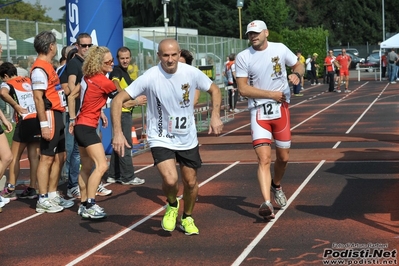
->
[[131, 127, 139, 145]]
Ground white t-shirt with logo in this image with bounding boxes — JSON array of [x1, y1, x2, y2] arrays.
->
[[124, 62, 213, 150], [235, 42, 298, 108]]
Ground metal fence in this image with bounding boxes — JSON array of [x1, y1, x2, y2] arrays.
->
[[0, 19, 248, 124]]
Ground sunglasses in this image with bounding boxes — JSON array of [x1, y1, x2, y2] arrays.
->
[[79, 44, 93, 48], [103, 58, 114, 66]]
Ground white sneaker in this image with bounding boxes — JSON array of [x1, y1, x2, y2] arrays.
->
[[52, 192, 74, 208], [121, 177, 145, 186], [67, 185, 81, 198], [233, 108, 240, 113], [36, 198, 64, 213], [0, 196, 10, 205], [391, 81, 397, 84], [96, 182, 112, 196]]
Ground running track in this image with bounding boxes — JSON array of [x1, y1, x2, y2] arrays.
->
[[1, 79, 398, 266]]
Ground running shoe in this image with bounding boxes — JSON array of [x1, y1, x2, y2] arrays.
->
[[161, 200, 179, 232], [81, 204, 107, 219], [19, 187, 38, 199], [121, 177, 145, 186], [67, 185, 81, 198], [180, 216, 199, 235], [0, 196, 10, 205], [106, 177, 121, 183], [77, 204, 86, 216], [345, 89, 351, 93], [0, 201, 5, 208], [51, 192, 74, 208], [96, 182, 112, 196], [36, 198, 64, 213], [271, 186, 287, 207], [259, 201, 275, 220], [0, 188, 17, 201]]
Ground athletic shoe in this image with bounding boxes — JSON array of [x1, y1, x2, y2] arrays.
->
[[233, 108, 240, 113], [310, 83, 316, 86], [294, 93, 303, 97], [51, 192, 74, 209], [258, 201, 275, 220], [271, 186, 287, 207], [229, 108, 233, 112], [391, 81, 396, 84], [180, 216, 199, 235], [336, 89, 342, 93], [77, 204, 86, 216], [161, 200, 179, 232], [345, 89, 351, 93], [0, 201, 5, 208], [36, 198, 64, 213], [81, 204, 107, 219], [19, 187, 38, 199], [96, 182, 112, 196], [0, 196, 11, 205], [67, 185, 81, 198], [0, 188, 17, 201], [121, 177, 145, 186], [106, 177, 121, 183]]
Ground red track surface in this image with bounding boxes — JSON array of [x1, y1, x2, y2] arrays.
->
[[1, 79, 398, 266]]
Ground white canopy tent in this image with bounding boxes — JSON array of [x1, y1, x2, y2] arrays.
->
[[379, 33, 399, 80]]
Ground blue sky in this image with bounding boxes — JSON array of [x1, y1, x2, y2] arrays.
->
[[23, 0, 64, 20]]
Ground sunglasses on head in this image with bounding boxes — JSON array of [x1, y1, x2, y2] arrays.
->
[[79, 44, 93, 48], [103, 58, 114, 66]]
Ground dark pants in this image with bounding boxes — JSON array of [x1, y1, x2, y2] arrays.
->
[[228, 87, 238, 109], [382, 66, 386, 78], [311, 70, 319, 84], [327, 71, 335, 92], [109, 112, 135, 182], [293, 83, 301, 94]]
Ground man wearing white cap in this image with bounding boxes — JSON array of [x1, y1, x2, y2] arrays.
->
[[235, 20, 304, 221]]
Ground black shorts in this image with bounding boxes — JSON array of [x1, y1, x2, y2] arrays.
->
[[40, 111, 65, 156], [13, 118, 41, 143], [151, 145, 202, 169], [74, 124, 101, 148], [0, 126, 3, 135]]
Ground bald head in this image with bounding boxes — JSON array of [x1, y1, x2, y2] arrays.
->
[[157, 39, 181, 74]]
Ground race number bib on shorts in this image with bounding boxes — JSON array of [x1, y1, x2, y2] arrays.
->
[[168, 116, 191, 134], [257, 101, 282, 120]]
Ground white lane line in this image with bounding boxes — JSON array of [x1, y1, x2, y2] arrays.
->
[[231, 160, 326, 266], [345, 83, 389, 134], [0, 164, 154, 232], [65, 161, 240, 266]]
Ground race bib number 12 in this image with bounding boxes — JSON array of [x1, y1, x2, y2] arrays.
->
[[168, 116, 190, 134], [257, 102, 281, 120]]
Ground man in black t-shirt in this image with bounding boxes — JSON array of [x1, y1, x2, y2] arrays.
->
[[107, 46, 146, 186]]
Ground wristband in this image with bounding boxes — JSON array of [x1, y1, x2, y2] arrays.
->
[[69, 118, 76, 122], [40, 121, 49, 128], [293, 72, 302, 80]]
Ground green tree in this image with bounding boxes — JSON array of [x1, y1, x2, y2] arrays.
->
[[0, 1, 53, 22], [246, 0, 289, 33]]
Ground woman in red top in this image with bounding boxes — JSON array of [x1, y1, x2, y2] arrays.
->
[[68, 46, 117, 219]]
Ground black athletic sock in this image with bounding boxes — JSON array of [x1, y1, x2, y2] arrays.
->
[[271, 180, 280, 189], [87, 198, 95, 208], [81, 201, 87, 206], [182, 213, 191, 219], [169, 200, 178, 208]]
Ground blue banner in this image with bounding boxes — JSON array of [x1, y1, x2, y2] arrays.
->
[[66, 0, 123, 58]]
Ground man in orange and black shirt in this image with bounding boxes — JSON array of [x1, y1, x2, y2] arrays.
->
[[31, 31, 74, 213]]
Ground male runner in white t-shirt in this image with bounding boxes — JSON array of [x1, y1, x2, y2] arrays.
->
[[235, 20, 304, 220], [111, 39, 223, 235]]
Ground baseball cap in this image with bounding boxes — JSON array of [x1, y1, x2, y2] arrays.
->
[[245, 20, 267, 34], [313, 53, 318, 57]]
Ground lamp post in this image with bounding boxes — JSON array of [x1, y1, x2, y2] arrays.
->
[[382, 0, 385, 41], [162, 0, 170, 37], [237, 0, 244, 39]]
